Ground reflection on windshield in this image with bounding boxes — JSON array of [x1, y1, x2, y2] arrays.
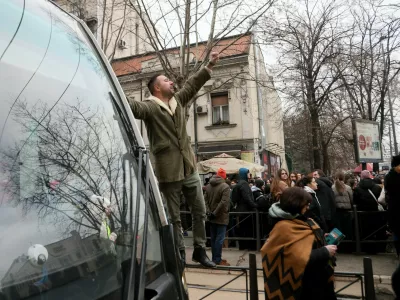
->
[[0, 0, 162, 299]]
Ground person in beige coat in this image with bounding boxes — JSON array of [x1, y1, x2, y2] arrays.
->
[[128, 52, 220, 269]]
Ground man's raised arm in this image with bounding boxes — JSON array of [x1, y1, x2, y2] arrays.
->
[[176, 52, 219, 107], [128, 99, 155, 120]]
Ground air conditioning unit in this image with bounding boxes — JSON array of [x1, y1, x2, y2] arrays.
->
[[196, 105, 208, 114], [118, 39, 127, 49]]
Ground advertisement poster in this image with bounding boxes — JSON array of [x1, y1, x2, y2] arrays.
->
[[261, 151, 269, 178], [241, 151, 254, 163], [269, 153, 280, 176], [353, 119, 382, 163]]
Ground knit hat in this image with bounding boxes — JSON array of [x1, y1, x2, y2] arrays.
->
[[217, 168, 227, 179], [255, 179, 264, 189], [360, 170, 371, 179], [391, 155, 400, 168]]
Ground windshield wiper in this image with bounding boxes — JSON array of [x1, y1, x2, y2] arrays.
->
[[126, 148, 151, 300]]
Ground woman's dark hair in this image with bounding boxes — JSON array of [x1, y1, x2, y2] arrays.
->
[[296, 175, 314, 188], [280, 187, 312, 215]]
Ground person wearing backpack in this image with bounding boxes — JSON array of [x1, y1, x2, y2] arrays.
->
[[231, 168, 258, 250], [252, 179, 271, 212], [354, 170, 386, 253]]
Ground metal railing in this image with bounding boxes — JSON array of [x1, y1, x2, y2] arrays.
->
[[181, 205, 393, 255], [186, 254, 376, 300]]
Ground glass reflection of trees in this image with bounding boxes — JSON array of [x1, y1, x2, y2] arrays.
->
[[1, 99, 131, 238]]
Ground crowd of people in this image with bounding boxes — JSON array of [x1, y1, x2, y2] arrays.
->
[[127, 47, 398, 297], [198, 155, 400, 299]]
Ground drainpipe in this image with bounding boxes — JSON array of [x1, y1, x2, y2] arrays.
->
[[194, 99, 198, 160], [253, 33, 266, 152], [140, 83, 143, 136]]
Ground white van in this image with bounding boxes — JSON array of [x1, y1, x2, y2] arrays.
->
[[0, 0, 188, 299]]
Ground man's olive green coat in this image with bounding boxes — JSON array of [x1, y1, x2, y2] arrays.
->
[[128, 68, 211, 183]]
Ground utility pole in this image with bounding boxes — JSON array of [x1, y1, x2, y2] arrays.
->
[[380, 40, 398, 155], [388, 88, 398, 155], [389, 122, 393, 157]]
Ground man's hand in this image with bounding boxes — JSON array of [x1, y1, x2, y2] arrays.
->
[[207, 52, 220, 70], [206, 211, 216, 220]]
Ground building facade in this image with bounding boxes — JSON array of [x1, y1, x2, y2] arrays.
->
[[52, 0, 151, 59], [112, 34, 287, 177]]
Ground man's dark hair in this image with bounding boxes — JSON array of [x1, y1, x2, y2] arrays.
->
[[296, 175, 314, 188], [280, 187, 312, 215], [147, 74, 161, 95], [391, 155, 400, 168], [314, 169, 326, 177]]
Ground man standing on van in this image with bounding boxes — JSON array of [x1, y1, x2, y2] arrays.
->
[[128, 52, 220, 268]]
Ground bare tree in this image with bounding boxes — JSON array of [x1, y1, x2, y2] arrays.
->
[[1, 100, 134, 237], [126, 0, 276, 93], [262, 0, 351, 170], [335, 0, 400, 137]]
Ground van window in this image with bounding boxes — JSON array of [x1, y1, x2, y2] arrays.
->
[[0, 0, 162, 299]]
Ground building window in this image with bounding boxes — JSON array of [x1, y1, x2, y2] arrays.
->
[[211, 92, 229, 125]]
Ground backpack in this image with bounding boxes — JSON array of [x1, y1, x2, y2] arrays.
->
[[230, 184, 242, 210], [255, 193, 273, 211]]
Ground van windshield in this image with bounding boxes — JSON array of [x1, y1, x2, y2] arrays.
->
[[0, 0, 162, 299]]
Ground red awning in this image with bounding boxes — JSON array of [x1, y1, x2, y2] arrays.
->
[[354, 163, 373, 173]]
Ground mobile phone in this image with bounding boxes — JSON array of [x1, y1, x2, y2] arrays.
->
[[325, 228, 345, 245]]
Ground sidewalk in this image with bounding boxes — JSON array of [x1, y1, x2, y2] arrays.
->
[[184, 246, 398, 276]]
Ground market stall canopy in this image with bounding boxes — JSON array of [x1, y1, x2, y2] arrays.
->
[[197, 153, 264, 174], [354, 163, 373, 173]]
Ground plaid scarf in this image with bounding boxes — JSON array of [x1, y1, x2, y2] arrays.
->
[[261, 218, 330, 300]]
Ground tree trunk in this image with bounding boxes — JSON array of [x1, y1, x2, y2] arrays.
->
[[310, 109, 322, 170], [322, 142, 330, 175]]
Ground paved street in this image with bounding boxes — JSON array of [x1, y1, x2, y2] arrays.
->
[[183, 245, 398, 299], [184, 246, 398, 276]]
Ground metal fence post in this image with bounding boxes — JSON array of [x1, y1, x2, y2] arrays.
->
[[353, 205, 361, 255], [255, 210, 261, 251], [363, 257, 376, 300], [249, 253, 259, 300]]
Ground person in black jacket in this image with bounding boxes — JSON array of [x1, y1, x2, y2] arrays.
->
[[252, 179, 271, 211], [385, 155, 400, 298], [313, 170, 336, 230], [354, 170, 386, 253], [297, 175, 328, 233], [231, 167, 258, 250], [353, 170, 381, 211]]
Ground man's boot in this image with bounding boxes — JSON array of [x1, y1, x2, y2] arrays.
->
[[192, 247, 216, 268], [179, 249, 186, 270]]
